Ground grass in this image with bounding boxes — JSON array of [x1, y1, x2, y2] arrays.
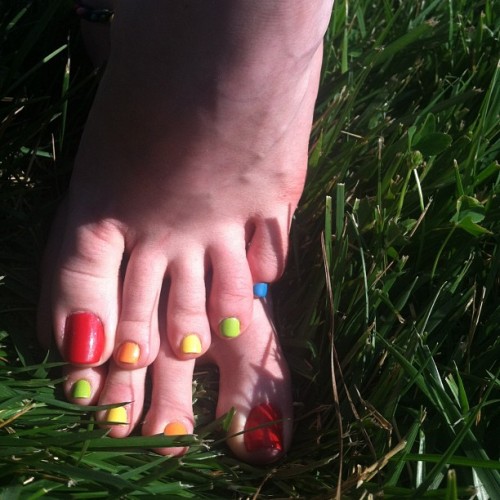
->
[[1, 0, 499, 498]]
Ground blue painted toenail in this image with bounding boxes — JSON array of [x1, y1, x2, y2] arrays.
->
[[253, 283, 268, 298]]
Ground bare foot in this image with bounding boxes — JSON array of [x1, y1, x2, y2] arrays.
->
[[38, 0, 332, 463]]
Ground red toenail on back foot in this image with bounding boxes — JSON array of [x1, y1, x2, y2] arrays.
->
[[65, 312, 104, 364], [244, 403, 283, 452]]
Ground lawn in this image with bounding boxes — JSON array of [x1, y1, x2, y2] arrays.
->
[[1, 1, 499, 498]]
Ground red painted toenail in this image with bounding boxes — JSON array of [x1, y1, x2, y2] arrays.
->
[[65, 312, 105, 364], [244, 403, 283, 453]]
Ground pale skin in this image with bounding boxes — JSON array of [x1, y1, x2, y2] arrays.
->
[[37, 0, 334, 463]]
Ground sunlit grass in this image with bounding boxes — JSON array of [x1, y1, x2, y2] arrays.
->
[[1, 1, 499, 498]]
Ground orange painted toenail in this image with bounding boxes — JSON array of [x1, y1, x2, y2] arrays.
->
[[106, 406, 128, 424], [164, 421, 188, 436], [181, 334, 202, 354], [118, 342, 140, 364], [220, 317, 240, 338]]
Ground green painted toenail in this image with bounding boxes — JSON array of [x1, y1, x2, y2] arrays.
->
[[72, 379, 91, 399], [220, 317, 240, 338]]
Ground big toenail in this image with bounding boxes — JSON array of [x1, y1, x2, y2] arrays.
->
[[65, 312, 104, 364], [72, 379, 91, 399], [220, 317, 240, 338], [117, 341, 140, 364], [181, 334, 202, 354], [164, 421, 188, 436], [106, 407, 128, 424], [253, 283, 268, 298], [244, 403, 283, 453]]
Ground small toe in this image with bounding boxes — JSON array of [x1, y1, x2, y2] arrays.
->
[[113, 246, 165, 368], [142, 338, 196, 457], [208, 231, 254, 340], [64, 364, 107, 405], [166, 252, 211, 360], [96, 363, 147, 437], [246, 214, 291, 283]]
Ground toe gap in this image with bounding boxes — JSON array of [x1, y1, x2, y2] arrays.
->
[[244, 219, 257, 251]]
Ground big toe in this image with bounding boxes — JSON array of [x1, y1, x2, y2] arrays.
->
[[38, 202, 124, 367], [212, 297, 293, 464], [52, 215, 125, 366]]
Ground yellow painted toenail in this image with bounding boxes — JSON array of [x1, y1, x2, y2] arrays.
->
[[107, 406, 128, 424], [181, 334, 202, 354], [164, 421, 188, 436], [118, 342, 140, 364], [220, 317, 240, 338]]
